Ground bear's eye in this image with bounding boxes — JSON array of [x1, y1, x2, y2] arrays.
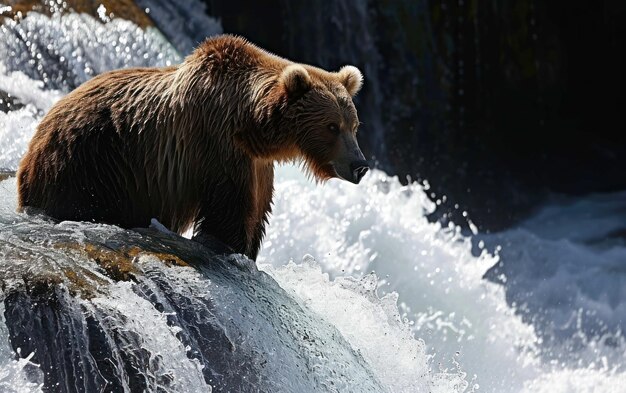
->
[[328, 123, 340, 135]]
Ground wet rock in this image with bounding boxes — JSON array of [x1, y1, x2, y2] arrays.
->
[[0, 219, 384, 392]]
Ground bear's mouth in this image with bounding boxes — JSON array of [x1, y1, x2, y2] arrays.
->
[[329, 159, 369, 184]]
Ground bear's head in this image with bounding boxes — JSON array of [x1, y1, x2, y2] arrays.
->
[[243, 63, 369, 184], [278, 64, 369, 184]]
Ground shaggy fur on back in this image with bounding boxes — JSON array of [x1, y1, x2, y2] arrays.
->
[[17, 35, 363, 260]]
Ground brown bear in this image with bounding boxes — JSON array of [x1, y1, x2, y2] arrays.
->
[[17, 35, 369, 260]]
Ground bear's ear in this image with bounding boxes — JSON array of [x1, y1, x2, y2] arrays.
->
[[280, 64, 312, 97], [338, 65, 363, 96]]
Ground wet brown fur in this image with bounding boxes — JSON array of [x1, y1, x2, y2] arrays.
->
[[17, 35, 363, 260]]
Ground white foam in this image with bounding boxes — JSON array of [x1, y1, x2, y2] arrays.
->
[[0, 65, 62, 112], [0, 64, 62, 171], [0, 11, 181, 90], [0, 105, 39, 171], [262, 258, 468, 393], [259, 164, 626, 392]]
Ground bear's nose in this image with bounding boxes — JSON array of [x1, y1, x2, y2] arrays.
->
[[350, 160, 370, 184]]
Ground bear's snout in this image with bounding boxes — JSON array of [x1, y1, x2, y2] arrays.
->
[[350, 161, 370, 184], [330, 133, 369, 184]]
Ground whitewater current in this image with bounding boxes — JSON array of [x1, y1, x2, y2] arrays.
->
[[0, 6, 625, 393]]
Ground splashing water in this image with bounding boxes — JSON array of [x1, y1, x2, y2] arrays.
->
[[0, 64, 62, 171], [259, 165, 626, 392], [0, 11, 181, 90]]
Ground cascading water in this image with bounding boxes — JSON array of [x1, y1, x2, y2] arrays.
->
[[0, 3, 625, 393], [261, 165, 626, 392]]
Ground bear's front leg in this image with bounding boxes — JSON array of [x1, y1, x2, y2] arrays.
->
[[192, 200, 252, 259]]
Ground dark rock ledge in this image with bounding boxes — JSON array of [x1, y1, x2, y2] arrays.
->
[[0, 216, 383, 392]]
